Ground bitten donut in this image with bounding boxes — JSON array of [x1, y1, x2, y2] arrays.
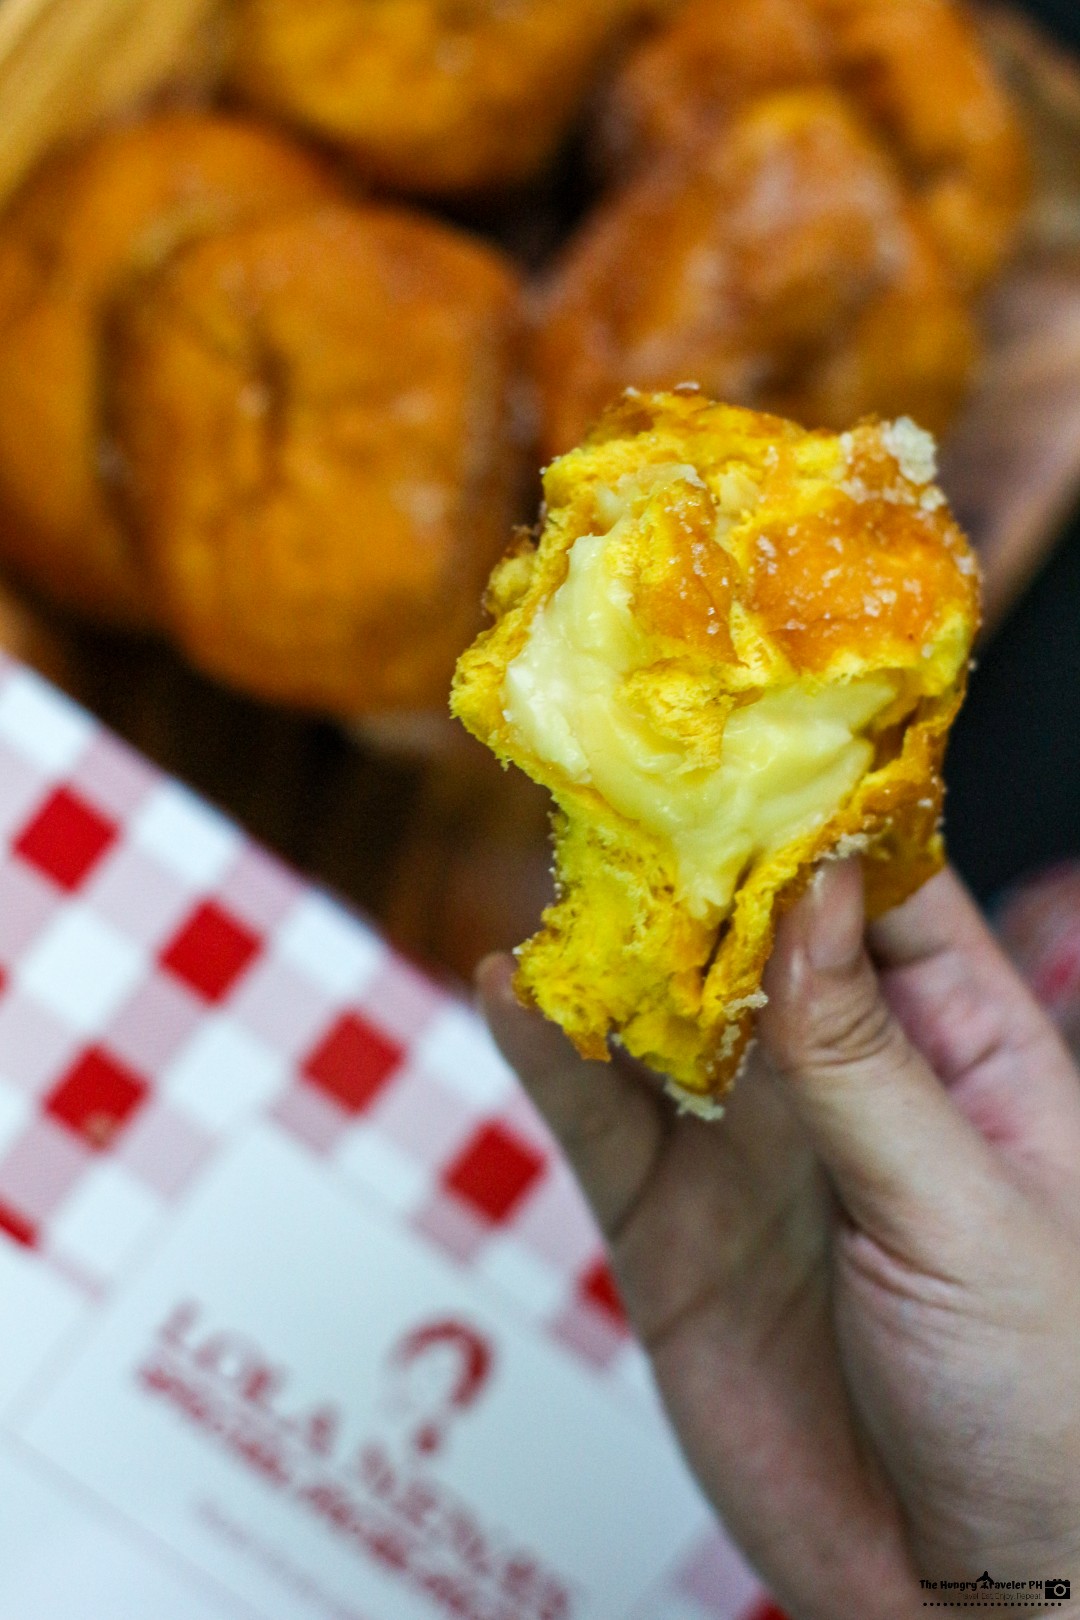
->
[[230, 0, 641, 196], [534, 89, 978, 459], [112, 204, 526, 714], [0, 115, 339, 623], [451, 390, 980, 1108]]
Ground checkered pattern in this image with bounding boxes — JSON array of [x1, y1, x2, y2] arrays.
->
[[0, 657, 784, 1619]]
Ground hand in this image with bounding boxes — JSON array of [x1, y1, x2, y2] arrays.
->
[[478, 862, 1080, 1620]]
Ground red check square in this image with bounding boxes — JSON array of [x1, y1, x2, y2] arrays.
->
[[579, 1258, 627, 1327], [45, 1047, 148, 1149], [160, 901, 261, 1003], [443, 1122, 545, 1224], [302, 1013, 403, 1114], [0, 1199, 35, 1248], [13, 788, 117, 892]]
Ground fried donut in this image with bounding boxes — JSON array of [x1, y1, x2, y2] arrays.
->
[[111, 204, 526, 715], [0, 115, 340, 624], [451, 391, 980, 1105], [535, 89, 978, 459], [602, 0, 830, 169], [605, 0, 1029, 293], [810, 0, 1031, 293], [230, 0, 640, 196]]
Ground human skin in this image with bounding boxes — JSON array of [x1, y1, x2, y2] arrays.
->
[[478, 861, 1080, 1619]]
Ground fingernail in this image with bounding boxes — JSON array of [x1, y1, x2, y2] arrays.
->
[[805, 861, 864, 973]]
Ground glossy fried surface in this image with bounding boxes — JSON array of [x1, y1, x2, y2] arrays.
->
[[0, 115, 339, 623], [113, 205, 526, 715], [452, 391, 980, 1102], [535, 90, 978, 459], [605, 0, 1030, 293], [230, 0, 638, 195]]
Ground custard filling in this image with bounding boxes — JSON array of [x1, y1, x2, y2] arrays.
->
[[503, 510, 898, 917]]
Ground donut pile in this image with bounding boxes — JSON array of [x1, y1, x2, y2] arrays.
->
[[0, 0, 1027, 715]]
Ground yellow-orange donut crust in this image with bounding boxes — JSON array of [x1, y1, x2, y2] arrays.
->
[[451, 391, 980, 1104]]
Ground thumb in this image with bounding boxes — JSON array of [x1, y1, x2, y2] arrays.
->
[[759, 860, 1002, 1264]]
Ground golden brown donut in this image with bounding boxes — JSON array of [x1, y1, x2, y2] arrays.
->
[[809, 0, 1031, 293], [534, 88, 978, 459], [604, 0, 1029, 293], [111, 204, 526, 715], [451, 390, 981, 1105], [229, 0, 641, 196], [0, 114, 340, 624], [602, 0, 829, 169]]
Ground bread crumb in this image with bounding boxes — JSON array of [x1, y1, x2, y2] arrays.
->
[[665, 1080, 726, 1120], [881, 417, 938, 486]]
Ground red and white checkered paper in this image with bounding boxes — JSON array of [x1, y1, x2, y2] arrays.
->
[[0, 656, 782, 1620]]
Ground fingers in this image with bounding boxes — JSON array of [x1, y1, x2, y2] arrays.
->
[[478, 954, 832, 1357], [870, 865, 1079, 1093], [868, 865, 1080, 1219], [759, 860, 1002, 1260], [476, 954, 668, 1238]]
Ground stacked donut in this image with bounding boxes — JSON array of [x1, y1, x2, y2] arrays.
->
[[0, 0, 1028, 715], [535, 0, 1031, 456], [0, 114, 527, 714]]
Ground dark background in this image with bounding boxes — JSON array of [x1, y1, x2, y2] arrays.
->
[[945, 0, 1080, 901], [1020, 0, 1080, 51]]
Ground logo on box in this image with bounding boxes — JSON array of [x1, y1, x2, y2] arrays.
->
[[134, 1300, 572, 1619]]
